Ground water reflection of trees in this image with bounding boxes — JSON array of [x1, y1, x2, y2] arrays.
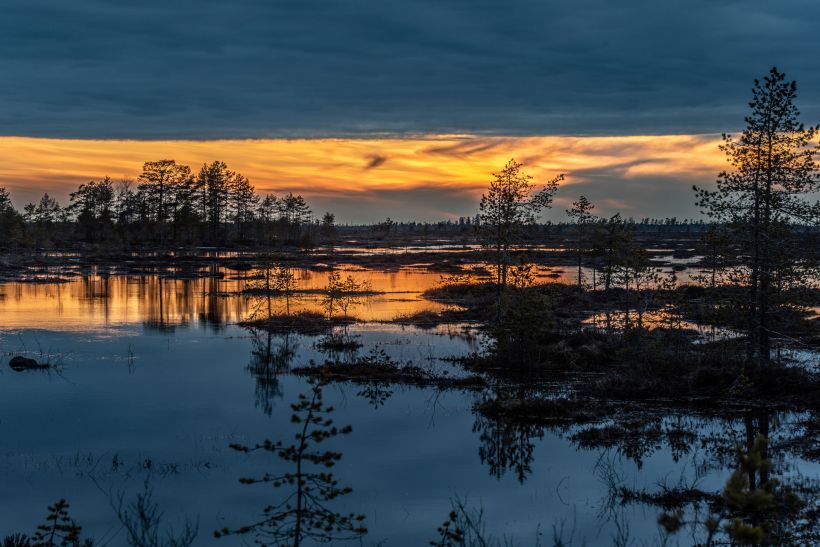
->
[[355, 380, 393, 409], [312, 343, 396, 409], [473, 413, 542, 484], [651, 414, 819, 545], [472, 387, 546, 483], [472, 396, 820, 541], [245, 328, 297, 415], [480, 398, 820, 545], [135, 273, 234, 333], [572, 414, 697, 469], [59, 268, 248, 332]]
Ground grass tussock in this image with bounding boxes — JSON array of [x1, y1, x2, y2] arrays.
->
[[239, 311, 357, 334], [293, 351, 486, 390], [390, 310, 457, 329]]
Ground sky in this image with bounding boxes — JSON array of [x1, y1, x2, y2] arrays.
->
[[1, 1, 819, 222]]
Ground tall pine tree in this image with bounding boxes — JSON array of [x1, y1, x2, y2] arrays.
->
[[695, 67, 820, 363]]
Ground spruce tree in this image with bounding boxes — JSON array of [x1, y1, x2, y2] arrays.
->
[[695, 67, 820, 363]]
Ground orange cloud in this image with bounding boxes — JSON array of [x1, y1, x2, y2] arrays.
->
[[0, 134, 727, 221]]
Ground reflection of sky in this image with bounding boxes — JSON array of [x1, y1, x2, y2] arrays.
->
[[0, 268, 454, 331], [0, 254, 722, 333], [1, 325, 818, 544]]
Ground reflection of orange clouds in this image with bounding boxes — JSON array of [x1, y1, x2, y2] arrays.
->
[[0, 267, 451, 331], [0, 135, 726, 204]]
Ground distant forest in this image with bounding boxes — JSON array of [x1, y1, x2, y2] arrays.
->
[[0, 158, 732, 251], [0, 159, 326, 248]]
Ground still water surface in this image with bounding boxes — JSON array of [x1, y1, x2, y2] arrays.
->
[[0, 269, 815, 545]]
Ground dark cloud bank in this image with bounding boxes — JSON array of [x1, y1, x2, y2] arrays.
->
[[2, 0, 820, 139]]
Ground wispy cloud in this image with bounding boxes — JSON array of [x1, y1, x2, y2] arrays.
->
[[0, 134, 727, 222], [365, 154, 388, 169], [423, 138, 507, 158]]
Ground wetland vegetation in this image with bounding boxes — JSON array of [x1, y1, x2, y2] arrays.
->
[[1, 68, 820, 545]]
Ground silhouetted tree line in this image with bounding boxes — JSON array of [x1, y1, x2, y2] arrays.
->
[[478, 67, 819, 367], [0, 159, 329, 249]]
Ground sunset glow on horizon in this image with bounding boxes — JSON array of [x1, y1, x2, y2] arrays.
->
[[3, 1, 820, 540], [0, 134, 728, 222]]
